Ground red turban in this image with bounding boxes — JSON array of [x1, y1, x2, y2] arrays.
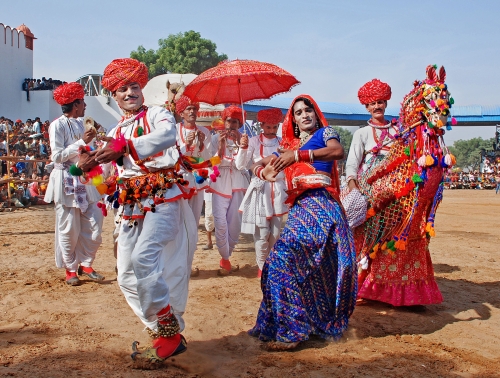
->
[[101, 58, 149, 92], [53, 82, 85, 105], [357, 79, 392, 105], [222, 105, 245, 125], [257, 108, 283, 124], [175, 96, 200, 114]]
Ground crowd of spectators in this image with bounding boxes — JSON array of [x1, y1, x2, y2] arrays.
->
[[22, 77, 67, 101], [0, 115, 52, 207], [444, 159, 500, 192]]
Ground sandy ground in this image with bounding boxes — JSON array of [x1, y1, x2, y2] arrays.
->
[[0, 190, 499, 378]]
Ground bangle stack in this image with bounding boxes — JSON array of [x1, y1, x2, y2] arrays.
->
[[253, 165, 265, 180], [296, 149, 314, 163]]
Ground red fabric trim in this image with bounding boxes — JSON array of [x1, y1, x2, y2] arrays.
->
[[128, 139, 139, 161]]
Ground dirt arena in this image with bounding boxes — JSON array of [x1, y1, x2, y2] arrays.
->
[[0, 190, 499, 377]]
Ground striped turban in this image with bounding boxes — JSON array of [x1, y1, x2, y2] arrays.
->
[[101, 58, 149, 92], [358, 79, 392, 105], [53, 82, 85, 105]]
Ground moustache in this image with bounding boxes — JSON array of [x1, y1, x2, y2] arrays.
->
[[124, 96, 139, 101], [374, 108, 383, 112]]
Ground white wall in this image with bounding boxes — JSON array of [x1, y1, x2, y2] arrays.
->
[[0, 24, 33, 119]]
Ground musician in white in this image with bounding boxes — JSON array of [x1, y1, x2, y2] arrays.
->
[[236, 108, 288, 277], [44, 82, 104, 286], [93, 58, 196, 365], [175, 96, 212, 228], [208, 106, 249, 275]]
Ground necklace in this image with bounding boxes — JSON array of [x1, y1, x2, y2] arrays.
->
[[64, 116, 81, 140], [367, 119, 391, 129], [180, 122, 198, 155], [258, 134, 279, 148], [299, 130, 315, 147]]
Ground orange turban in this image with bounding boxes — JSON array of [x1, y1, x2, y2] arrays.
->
[[358, 79, 392, 105], [222, 105, 245, 125], [257, 108, 283, 124], [175, 96, 200, 114], [53, 82, 85, 105], [101, 58, 149, 92]]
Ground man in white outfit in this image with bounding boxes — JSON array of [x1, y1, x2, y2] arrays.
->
[[208, 106, 249, 275], [175, 95, 212, 228], [236, 108, 288, 277], [92, 58, 197, 367], [44, 82, 104, 286]]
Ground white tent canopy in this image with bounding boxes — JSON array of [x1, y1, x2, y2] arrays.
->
[[142, 73, 224, 122]]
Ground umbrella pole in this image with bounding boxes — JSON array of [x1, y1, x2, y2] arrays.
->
[[238, 79, 247, 135]]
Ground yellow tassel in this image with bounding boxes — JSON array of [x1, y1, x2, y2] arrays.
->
[[429, 228, 436, 237], [381, 242, 387, 251], [210, 156, 221, 166], [398, 241, 406, 250], [425, 222, 432, 232], [436, 119, 443, 127], [373, 244, 379, 253], [369, 251, 377, 259], [425, 155, 434, 166]]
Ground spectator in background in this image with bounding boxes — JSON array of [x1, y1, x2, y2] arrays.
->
[[33, 117, 41, 134], [22, 79, 30, 101]]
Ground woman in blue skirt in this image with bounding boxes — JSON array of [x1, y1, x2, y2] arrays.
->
[[249, 95, 357, 350]]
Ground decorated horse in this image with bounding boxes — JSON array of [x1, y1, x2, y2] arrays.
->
[[355, 65, 456, 306]]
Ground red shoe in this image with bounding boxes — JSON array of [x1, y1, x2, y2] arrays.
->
[[257, 269, 262, 278], [217, 259, 239, 276], [131, 305, 187, 369], [65, 270, 81, 286]]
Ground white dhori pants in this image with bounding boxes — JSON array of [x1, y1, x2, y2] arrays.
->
[[212, 191, 244, 260], [116, 199, 197, 331], [254, 216, 283, 270], [187, 189, 205, 229], [54, 203, 103, 272]]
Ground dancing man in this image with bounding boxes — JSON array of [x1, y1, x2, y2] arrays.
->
[[175, 96, 212, 228], [236, 108, 288, 277], [208, 106, 249, 275], [44, 82, 104, 286], [92, 58, 197, 366]]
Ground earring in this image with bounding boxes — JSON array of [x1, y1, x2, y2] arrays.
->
[[316, 120, 320, 129], [293, 123, 299, 137]]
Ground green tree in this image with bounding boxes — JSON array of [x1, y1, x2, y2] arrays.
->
[[130, 31, 228, 79], [448, 137, 495, 169], [331, 126, 353, 158]]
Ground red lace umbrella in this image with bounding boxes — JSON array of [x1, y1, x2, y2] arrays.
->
[[182, 59, 299, 109]]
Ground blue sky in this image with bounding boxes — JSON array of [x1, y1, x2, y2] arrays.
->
[[2, 0, 499, 141]]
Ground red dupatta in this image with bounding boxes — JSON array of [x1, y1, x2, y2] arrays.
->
[[281, 94, 341, 205]]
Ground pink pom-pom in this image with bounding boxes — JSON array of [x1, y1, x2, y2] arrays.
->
[[451, 117, 457, 125], [109, 134, 127, 153], [96, 202, 102, 208], [213, 166, 220, 176], [210, 173, 217, 182], [102, 207, 107, 217], [430, 100, 436, 107]]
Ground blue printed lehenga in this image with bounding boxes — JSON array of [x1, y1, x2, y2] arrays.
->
[[249, 95, 357, 345]]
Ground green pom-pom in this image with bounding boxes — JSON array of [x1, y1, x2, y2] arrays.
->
[[449, 97, 454, 105], [404, 147, 410, 156], [137, 127, 144, 136], [427, 121, 434, 128], [433, 64, 438, 69], [69, 164, 83, 176], [387, 240, 396, 250], [412, 173, 424, 184]]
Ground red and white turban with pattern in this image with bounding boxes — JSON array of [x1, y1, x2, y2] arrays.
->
[[222, 105, 245, 125], [358, 79, 392, 105], [101, 58, 149, 92], [175, 95, 200, 114], [53, 82, 85, 105], [257, 108, 283, 124]]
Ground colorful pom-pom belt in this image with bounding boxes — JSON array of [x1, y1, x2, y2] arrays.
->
[[117, 168, 190, 214]]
